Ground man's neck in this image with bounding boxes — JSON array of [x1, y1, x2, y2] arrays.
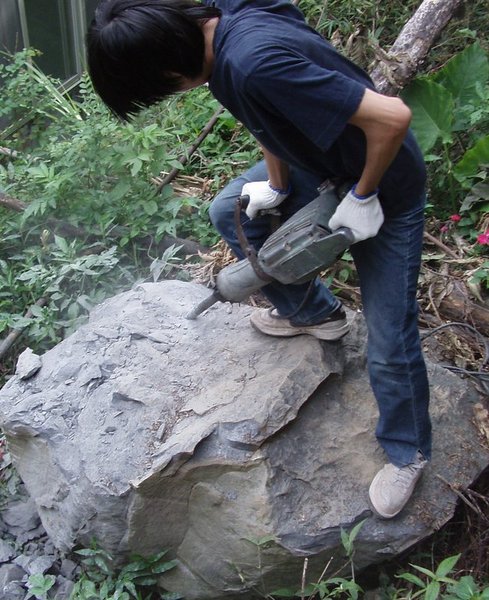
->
[[201, 17, 219, 80]]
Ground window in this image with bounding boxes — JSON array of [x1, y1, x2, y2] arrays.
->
[[0, 0, 25, 56], [0, 0, 99, 85]]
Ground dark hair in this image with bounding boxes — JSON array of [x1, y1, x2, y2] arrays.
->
[[86, 0, 221, 119]]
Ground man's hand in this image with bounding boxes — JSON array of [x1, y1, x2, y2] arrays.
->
[[328, 186, 384, 242], [241, 180, 291, 219]]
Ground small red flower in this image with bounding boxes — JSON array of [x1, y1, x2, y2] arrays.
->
[[477, 232, 489, 245], [440, 224, 449, 233], [450, 214, 461, 222]]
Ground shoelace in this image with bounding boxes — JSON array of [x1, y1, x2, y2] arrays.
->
[[393, 461, 425, 489]]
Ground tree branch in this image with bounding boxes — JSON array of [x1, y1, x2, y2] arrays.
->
[[0, 297, 49, 362], [0, 191, 26, 212], [156, 106, 225, 191], [370, 0, 463, 94]]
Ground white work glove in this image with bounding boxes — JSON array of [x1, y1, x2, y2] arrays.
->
[[241, 180, 291, 219], [328, 185, 384, 242]]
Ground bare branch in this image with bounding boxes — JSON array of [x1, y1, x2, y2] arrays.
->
[[0, 191, 26, 212], [370, 0, 463, 94]]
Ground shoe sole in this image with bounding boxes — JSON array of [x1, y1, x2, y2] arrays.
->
[[250, 317, 350, 341], [367, 497, 401, 520]]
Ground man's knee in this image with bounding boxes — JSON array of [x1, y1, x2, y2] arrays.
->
[[208, 191, 236, 231]]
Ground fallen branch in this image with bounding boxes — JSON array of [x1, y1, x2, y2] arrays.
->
[[423, 231, 460, 260], [0, 146, 19, 159], [370, 0, 463, 93], [0, 297, 49, 362], [438, 280, 489, 337], [436, 473, 486, 517], [156, 105, 225, 191], [0, 191, 26, 212]]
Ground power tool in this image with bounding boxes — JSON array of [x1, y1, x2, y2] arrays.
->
[[186, 182, 354, 320]]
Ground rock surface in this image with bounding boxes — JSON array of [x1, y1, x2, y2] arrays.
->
[[0, 280, 488, 600], [0, 480, 71, 600]]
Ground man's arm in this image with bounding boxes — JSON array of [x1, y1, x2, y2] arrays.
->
[[260, 87, 411, 195], [261, 145, 289, 192], [328, 89, 412, 241], [348, 88, 412, 195]]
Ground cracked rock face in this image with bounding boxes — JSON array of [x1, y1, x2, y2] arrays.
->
[[0, 280, 487, 600]]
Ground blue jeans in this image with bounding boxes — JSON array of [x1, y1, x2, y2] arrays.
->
[[209, 161, 431, 467]]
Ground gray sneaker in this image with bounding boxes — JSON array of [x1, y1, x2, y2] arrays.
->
[[250, 306, 349, 341], [369, 452, 427, 519]]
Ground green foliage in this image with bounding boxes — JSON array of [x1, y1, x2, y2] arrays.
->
[[394, 554, 489, 599], [403, 80, 454, 153], [446, 576, 489, 600], [261, 528, 489, 600], [402, 41, 489, 287], [402, 42, 489, 214], [70, 543, 180, 600], [0, 51, 232, 359], [0, 234, 129, 350], [268, 521, 365, 600], [398, 554, 462, 599], [300, 0, 419, 46], [0, 49, 81, 145], [25, 573, 56, 600], [340, 518, 365, 563]]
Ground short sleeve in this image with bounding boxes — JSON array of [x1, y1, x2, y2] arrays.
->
[[244, 50, 366, 151]]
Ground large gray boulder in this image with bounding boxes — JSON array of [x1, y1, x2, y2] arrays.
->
[[0, 280, 487, 600]]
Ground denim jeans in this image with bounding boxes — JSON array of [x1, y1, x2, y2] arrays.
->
[[209, 160, 431, 467]]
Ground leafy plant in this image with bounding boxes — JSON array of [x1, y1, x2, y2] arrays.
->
[[402, 42, 489, 217], [445, 575, 489, 600], [0, 51, 230, 363], [392, 554, 489, 599], [149, 244, 185, 282], [0, 234, 129, 350], [25, 573, 56, 600], [397, 554, 462, 599], [0, 48, 81, 145], [70, 543, 180, 600], [268, 520, 365, 599]]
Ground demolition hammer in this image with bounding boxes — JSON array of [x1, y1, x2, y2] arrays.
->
[[186, 182, 354, 320]]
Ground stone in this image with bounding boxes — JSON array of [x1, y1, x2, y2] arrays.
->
[[0, 581, 25, 600], [53, 576, 75, 600], [0, 280, 487, 600], [15, 348, 42, 380], [0, 564, 25, 589], [0, 540, 14, 564], [2, 497, 41, 532], [13, 555, 56, 576], [59, 559, 78, 579]]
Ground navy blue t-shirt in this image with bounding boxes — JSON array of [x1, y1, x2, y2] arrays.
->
[[205, 0, 426, 215]]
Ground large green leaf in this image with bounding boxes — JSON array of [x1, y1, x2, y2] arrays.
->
[[434, 42, 489, 109], [454, 135, 489, 184], [402, 79, 454, 154]]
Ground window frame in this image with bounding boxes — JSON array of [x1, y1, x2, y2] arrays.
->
[[12, 0, 92, 88]]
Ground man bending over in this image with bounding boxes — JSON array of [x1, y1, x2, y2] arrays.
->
[[86, 0, 431, 519]]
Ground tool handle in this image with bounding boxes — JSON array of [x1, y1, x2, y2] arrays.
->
[[237, 194, 281, 217], [238, 194, 250, 209]]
